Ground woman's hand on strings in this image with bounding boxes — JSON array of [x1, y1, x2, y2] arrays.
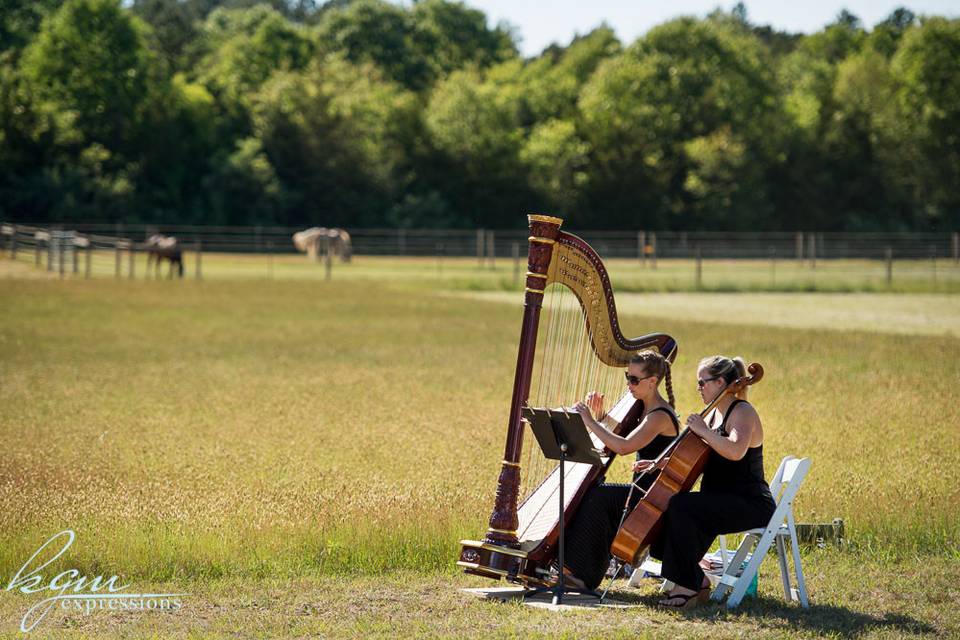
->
[[584, 391, 605, 418], [633, 457, 669, 473], [573, 402, 595, 423]]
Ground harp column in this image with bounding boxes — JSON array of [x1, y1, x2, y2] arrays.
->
[[484, 214, 563, 547]]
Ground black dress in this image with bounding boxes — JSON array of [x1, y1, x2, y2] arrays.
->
[[562, 400, 679, 590], [649, 399, 777, 591]]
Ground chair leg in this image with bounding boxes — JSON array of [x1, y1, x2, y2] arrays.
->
[[726, 525, 779, 608], [786, 510, 809, 607], [711, 532, 756, 602], [775, 532, 792, 600]]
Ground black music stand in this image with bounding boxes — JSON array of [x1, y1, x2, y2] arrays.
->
[[522, 406, 604, 605]]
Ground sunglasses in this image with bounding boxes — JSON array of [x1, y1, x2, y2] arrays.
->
[[697, 376, 721, 388], [625, 372, 655, 386]]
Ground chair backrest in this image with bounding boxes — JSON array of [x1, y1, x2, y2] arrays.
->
[[768, 455, 811, 507]]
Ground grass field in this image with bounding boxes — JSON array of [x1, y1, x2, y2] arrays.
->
[[1, 253, 959, 638]]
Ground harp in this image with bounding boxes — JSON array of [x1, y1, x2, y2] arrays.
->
[[457, 215, 678, 586]]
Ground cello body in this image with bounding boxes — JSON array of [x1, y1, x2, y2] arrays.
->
[[609, 426, 711, 563]]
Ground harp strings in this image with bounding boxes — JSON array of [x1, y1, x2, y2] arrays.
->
[[518, 246, 628, 503]]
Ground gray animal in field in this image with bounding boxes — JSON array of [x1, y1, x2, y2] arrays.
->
[[144, 234, 184, 278], [292, 227, 352, 263]]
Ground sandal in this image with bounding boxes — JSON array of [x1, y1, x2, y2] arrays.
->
[[658, 588, 709, 609]]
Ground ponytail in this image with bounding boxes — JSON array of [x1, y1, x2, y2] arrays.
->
[[699, 355, 749, 400]]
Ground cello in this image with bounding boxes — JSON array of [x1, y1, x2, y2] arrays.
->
[[609, 363, 764, 565]]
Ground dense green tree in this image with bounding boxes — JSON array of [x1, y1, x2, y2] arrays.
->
[[520, 118, 588, 216], [0, 0, 64, 61], [423, 64, 536, 227], [891, 17, 960, 229], [251, 55, 417, 226], [194, 5, 313, 107], [315, 0, 514, 91], [522, 26, 621, 123], [869, 7, 917, 57], [20, 0, 155, 153], [409, 0, 515, 77], [579, 18, 780, 230], [131, 0, 201, 72], [0, 2, 957, 231]]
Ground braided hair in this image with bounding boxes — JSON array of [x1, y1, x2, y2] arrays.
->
[[629, 350, 675, 408]]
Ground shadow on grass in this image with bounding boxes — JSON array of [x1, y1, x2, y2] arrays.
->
[[611, 590, 937, 637]]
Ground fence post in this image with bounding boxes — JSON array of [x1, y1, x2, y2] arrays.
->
[[128, 240, 135, 279], [477, 229, 485, 268], [8, 224, 15, 259], [808, 234, 816, 269], [930, 244, 937, 285], [694, 245, 702, 290], [769, 245, 776, 286], [195, 240, 202, 280], [267, 240, 273, 279], [650, 233, 657, 270], [952, 232, 958, 265], [47, 233, 54, 271], [72, 240, 79, 274], [512, 242, 520, 285], [487, 231, 495, 270], [58, 233, 65, 279], [638, 231, 646, 266], [885, 247, 893, 287], [115, 240, 122, 278], [796, 232, 804, 263]]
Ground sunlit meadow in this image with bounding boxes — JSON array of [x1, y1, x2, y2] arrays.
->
[[1, 254, 958, 637]]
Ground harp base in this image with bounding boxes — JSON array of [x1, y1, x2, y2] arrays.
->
[[457, 540, 551, 587]]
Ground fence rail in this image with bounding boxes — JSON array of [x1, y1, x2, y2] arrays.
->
[[5, 222, 960, 261]]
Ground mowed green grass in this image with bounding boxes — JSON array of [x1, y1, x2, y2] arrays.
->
[[1, 259, 959, 637]]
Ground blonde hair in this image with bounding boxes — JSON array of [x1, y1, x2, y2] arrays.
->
[[699, 355, 748, 399], [629, 350, 675, 408]]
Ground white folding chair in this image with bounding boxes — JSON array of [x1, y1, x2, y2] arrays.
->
[[711, 455, 811, 608]]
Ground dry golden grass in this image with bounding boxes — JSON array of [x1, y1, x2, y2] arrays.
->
[[1, 260, 959, 637], [1, 272, 957, 585]]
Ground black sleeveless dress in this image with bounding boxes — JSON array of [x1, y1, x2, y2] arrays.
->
[[649, 399, 777, 591], [562, 400, 679, 590]]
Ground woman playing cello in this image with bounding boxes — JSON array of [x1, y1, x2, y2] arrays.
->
[[636, 355, 777, 608]]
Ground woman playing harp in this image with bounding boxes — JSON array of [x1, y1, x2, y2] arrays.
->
[[558, 350, 679, 591]]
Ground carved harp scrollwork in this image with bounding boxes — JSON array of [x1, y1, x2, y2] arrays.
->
[[457, 214, 678, 586]]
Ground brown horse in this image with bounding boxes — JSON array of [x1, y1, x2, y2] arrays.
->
[[144, 234, 184, 278]]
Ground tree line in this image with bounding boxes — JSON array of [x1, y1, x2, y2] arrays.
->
[[1, 0, 958, 231]]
